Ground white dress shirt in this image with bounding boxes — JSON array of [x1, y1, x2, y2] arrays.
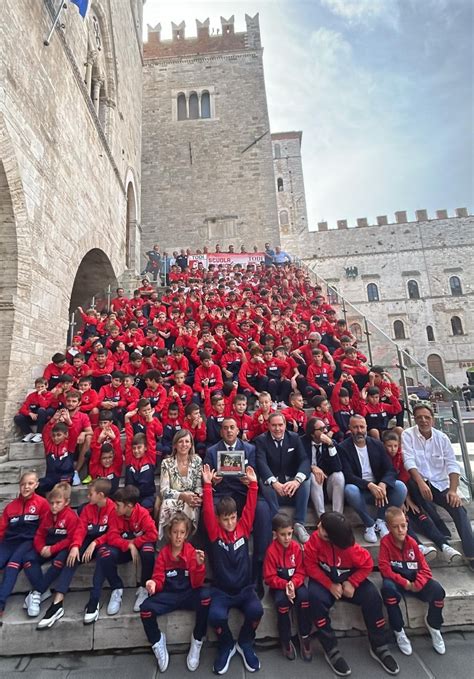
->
[[355, 444, 375, 483], [402, 425, 460, 491]]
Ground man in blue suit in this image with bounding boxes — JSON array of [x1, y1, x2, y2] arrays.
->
[[205, 417, 272, 597], [337, 414, 406, 543]]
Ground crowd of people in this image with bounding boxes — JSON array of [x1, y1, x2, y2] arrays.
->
[[1, 250, 473, 676]]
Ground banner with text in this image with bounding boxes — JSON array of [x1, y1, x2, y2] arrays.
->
[[188, 252, 265, 268]]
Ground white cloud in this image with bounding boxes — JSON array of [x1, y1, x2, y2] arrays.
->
[[320, 0, 400, 28]]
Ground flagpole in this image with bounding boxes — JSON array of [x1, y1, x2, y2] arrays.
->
[[44, 1, 67, 47]]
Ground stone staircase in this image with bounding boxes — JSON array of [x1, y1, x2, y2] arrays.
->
[[0, 440, 473, 656]]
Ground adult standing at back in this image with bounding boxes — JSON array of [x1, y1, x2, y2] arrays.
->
[[338, 414, 406, 543], [255, 412, 311, 543], [402, 403, 474, 570]]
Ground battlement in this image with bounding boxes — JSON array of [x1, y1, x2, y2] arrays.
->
[[316, 207, 470, 231], [144, 14, 261, 60]]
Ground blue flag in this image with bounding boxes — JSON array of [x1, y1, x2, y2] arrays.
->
[[70, 0, 89, 18]]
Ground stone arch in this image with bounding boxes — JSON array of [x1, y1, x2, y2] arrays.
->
[[69, 249, 118, 328], [126, 182, 137, 269]]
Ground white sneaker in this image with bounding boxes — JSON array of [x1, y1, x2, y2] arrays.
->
[[293, 522, 310, 543], [394, 628, 412, 655], [23, 588, 51, 614], [375, 519, 389, 538], [441, 544, 463, 564], [24, 590, 42, 617], [133, 586, 148, 612], [425, 616, 445, 654], [107, 588, 123, 615], [72, 471, 81, 486], [364, 526, 378, 543], [152, 633, 169, 672], [22, 433, 35, 443], [187, 635, 203, 671], [31, 433, 43, 444], [419, 544, 438, 563]]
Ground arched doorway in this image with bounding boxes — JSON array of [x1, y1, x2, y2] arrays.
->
[[126, 182, 137, 269], [427, 354, 446, 386], [68, 249, 117, 339]]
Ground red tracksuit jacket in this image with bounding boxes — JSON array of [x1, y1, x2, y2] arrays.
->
[[33, 506, 79, 555], [378, 533, 431, 589], [263, 538, 305, 590], [149, 542, 205, 593], [304, 531, 373, 589], [70, 498, 116, 549], [106, 503, 158, 551]]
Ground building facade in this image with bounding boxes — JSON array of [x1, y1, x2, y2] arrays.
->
[[0, 0, 143, 453], [297, 210, 474, 387], [141, 15, 280, 254], [271, 131, 309, 245]]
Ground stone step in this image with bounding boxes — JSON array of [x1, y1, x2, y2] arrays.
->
[[1, 569, 472, 656]]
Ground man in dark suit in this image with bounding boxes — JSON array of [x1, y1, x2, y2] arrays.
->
[[337, 414, 406, 543], [255, 412, 311, 543], [301, 417, 345, 517], [205, 416, 272, 596]]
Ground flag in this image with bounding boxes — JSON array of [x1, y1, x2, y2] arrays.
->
[[70, 0, 89, 18]]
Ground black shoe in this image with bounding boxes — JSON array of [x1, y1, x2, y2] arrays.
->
[[370, 646, 400, 675], [324, 647, 351, 676], [281, 640, 296, 660], [299, 635, 312, 662], [37, 602, 64, 629], [84, 599, 100, 624]]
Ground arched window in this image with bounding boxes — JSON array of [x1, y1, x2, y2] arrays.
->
[[426, 325, 435, 342], [327, 286, 338, 305], [277, 177, 284, 192], [201, 91, 211, 118], [189, 92, 199, 119], [367, 283, 379, 302], [449, 275, 463, 296], [427, 354, 446, 385], [350, 323, 363, 342], [274, 144, 281, 159], [279, 210, 289, 226], [177, 93, 187, 121], [451, 316, 464, 336], [393, 320, 406, 340], [407, 279, 420, 299]]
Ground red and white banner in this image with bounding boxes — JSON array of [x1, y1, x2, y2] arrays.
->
[[188, 252, 265, 268]]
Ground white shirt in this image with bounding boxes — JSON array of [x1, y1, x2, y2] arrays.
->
[[355, 444, 374, 482], [402, 425, 460, 491]]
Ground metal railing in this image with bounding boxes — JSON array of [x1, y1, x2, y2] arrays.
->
[[293, 256, 473, 496]]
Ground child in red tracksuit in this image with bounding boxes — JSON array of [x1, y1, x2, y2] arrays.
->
[[182, 403, 207, 457], [78, 376, 100, 428], [94, 485, 158, 616], [140, 513, 211, 672], [263, 513, 312, 661], [0, 472, 49, 619], [379, 506, 446, 656], [204, 388, 226, 446], [14, 377, 52, 443], [249, 391, 275, 440], [353, 386, 402, 439], [23, 482, 79, 629], [124, 412, 158, 510], [159, 394, 184, 456], [305, 512, 399, 676], [311, 395, 341, 441], [193, 352, 224, 399], [282, 391, 307, 436], [231, 394, 252, 441], [38, 418, 74, 496], [89, 412, 124, 493]]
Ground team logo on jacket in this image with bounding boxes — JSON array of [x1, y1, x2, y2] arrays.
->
[[408, 549, 415, 560], [29, 506, 36, 513], [290, 554, 296, 566], [58, 520, 65, 528]]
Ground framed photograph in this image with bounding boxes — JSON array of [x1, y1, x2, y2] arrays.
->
[[216, 450, 246, 476]]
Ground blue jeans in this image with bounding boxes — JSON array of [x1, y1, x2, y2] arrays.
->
[[260, 478, 311, 525], [344, 480, 407, 527]]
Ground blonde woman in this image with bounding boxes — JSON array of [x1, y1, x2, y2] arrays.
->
[[158, 430, 203, 539]]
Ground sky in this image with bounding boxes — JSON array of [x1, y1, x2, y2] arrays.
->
[[143, 0, 473, 230]]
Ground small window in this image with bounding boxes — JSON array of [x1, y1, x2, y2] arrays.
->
[[277, 177, 284, 192], [201, 91, 211, 118], [279, 210, 289, 226], [177, 93, 187, 121], [274, 143, 281, 159], [350, 323, 363, 342], [449, 275, 463, 296], [189, 92, 199, 119], [407, 279, 420, 299], [327, 286, 338, 305], [426, 325, 435, 342], [451, 316, 464, 336], [367, 283, 379, 302], [393, 320, 406, 340]]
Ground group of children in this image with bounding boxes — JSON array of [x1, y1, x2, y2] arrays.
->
[[2, 259, 455, 671]]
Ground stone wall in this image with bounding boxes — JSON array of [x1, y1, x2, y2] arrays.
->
[[296, 212, 474, 386], [141, 15, 280, 256], [272, 131, 309, 245], [0, 0, 143, 453]]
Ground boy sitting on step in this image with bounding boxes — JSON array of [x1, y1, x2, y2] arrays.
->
[[202, 463, 263, 675], [379, 506, 446, 656], [23, 482, 78, 629], [93, 485, 157, 616], [263, 513, 312, 662]]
